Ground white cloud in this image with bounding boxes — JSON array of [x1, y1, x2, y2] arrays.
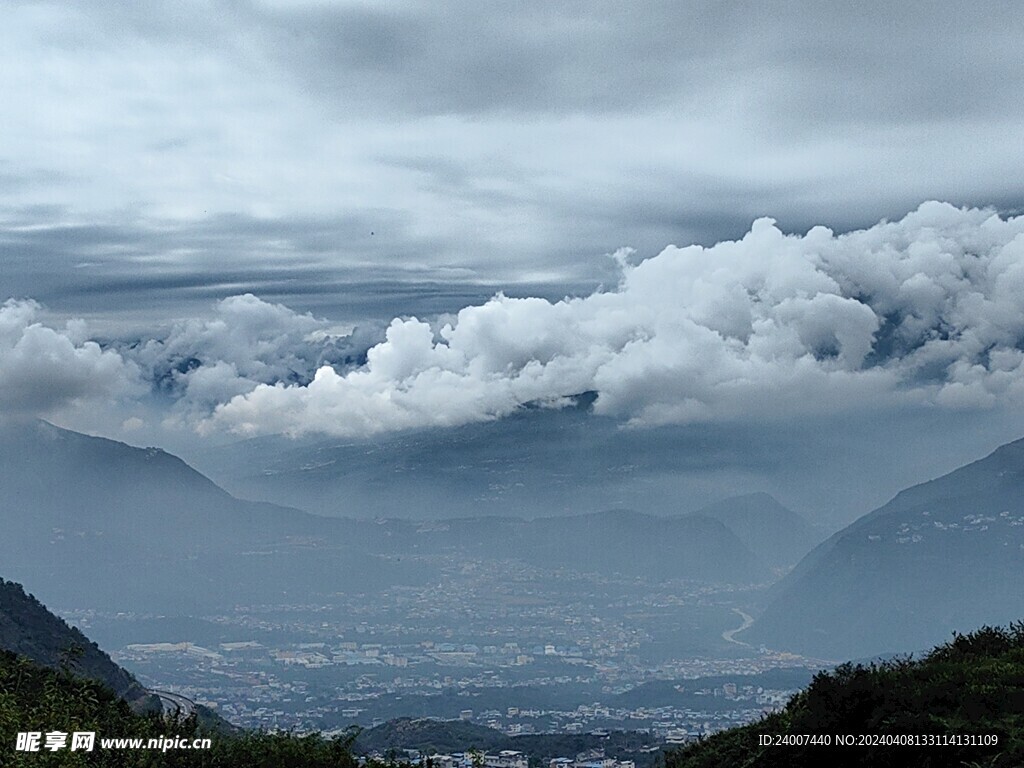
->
[[121, 416, 146, 431], [123, 293, 381, 422], [202, 202, 1024, 438], [0, 299, 138, 416], [7, 202, 1024, 441]]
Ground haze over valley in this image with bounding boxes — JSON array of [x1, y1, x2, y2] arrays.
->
[[5, 417, 1024, 739]]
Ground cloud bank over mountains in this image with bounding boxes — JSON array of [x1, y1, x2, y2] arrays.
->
[[0, 298, 139, 416], [122, 293, 385, 423], [6, 203, 1024, 438], [204, 202, 1024, 436]]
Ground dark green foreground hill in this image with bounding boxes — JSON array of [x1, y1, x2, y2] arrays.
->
[[667, 623, 1024, 767], [0, 648, 362, 767], [0, 577, 152, 707], [0, 577, 362, 767]]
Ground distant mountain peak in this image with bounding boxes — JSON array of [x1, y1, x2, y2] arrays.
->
[[691, 493, 822, 570], [748, 432, 1024, 659]]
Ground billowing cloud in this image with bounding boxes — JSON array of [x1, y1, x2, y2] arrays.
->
[[0, 299, 138, 416], [118, 293, 384, 420], [11, 203, 1023, 441], [203, 202, 1024, 437]]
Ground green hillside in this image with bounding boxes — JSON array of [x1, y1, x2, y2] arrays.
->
[[0, 648, 362, 767], [0, 575, 362, 766], [666, 623, 1024, 767], [0, 578, 150, 707]]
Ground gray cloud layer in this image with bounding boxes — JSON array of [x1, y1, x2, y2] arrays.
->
[[7, 203, 1024, 444], [286, 2, 1020, 122], [201, 203, 1024, 437], [3, 1, 1023, 326]]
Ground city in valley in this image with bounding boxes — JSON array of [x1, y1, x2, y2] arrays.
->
[[69, 553, 819, 742]]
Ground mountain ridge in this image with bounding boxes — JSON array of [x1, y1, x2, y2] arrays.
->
[[0, 576, 151, 707], [746, 434, 1024, 658], [689, 492, 823, 569], [0, 421, 788, 614]]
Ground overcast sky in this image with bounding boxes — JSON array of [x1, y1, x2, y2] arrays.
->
[[3, 2, 1024, 521], [4, 1, 1024, 322]]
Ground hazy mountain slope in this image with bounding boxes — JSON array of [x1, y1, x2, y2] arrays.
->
[[0, 577, 148, 704], [190, 400, 784, 520], [0, 421, 770, 615], [746, 437, 1024, 659], [0, 421, 430, 612], [192, 397, 619, 518], [691, 492, 824, 569], [326, 509, 770, 583]]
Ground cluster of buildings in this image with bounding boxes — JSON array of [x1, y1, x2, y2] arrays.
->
[[109, 631, 806, 736], [361, 748, 639, 768], [75, 554, 817, 738]]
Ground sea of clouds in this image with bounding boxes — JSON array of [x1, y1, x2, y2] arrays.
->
[[4, 202, 1024, 438]]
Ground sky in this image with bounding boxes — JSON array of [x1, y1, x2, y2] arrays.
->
[[2, 1, 1024, 522]]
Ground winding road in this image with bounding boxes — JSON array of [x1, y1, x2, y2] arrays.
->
[[149, 689, 196, 718], [722, 608, 754, 646]]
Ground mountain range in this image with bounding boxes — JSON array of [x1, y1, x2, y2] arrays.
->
[[0, 420, 426, 611], [189, 399, 795, 521], [0, 420, 812, 613], [12, 415, 1021, 663], [747, 437, 1024, 658], [5, 417, 1024, 764]]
